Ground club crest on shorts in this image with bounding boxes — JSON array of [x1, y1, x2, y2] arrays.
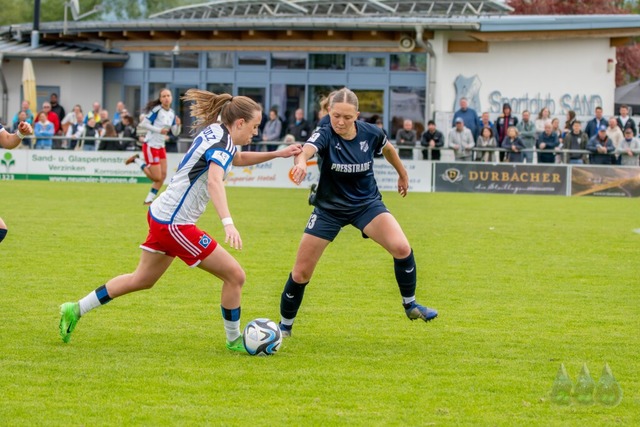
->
[[199, 234, 212, 248]]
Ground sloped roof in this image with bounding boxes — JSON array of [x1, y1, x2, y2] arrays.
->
[[0, 39, 128, 62], [150, 0, 513, 20]]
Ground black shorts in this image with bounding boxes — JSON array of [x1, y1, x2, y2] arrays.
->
[[304, 200, 389, 242]]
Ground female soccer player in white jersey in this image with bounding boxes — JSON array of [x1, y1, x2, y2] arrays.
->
[[0, 120, 33, 243], [278, 87, 437, 338], [126, 88, 182, 205], [60, 90, 302, 351]]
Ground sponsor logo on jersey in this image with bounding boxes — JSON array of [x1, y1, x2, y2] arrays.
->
[[199, 234, 212, 248], [308, 132, 320, 142], [330, 161, 372, 173]]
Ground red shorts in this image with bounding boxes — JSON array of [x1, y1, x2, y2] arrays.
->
[[140, 213, 218, 267], [142, 143, 167, 166]]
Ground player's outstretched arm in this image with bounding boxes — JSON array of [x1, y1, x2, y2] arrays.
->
[[0, 122, 33, 149], [207, 164, 242, 250], [382, 143, 409, 197], [232, 143, 302, 167]]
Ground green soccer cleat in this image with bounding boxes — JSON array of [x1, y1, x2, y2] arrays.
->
[[226, 335, 246, 353], [59, 302, 80, 343]]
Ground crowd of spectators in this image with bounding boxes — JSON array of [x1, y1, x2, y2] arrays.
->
[[7, 92, 640, 166]]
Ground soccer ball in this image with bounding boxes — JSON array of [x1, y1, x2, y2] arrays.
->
[[242, 318, 282, 356]]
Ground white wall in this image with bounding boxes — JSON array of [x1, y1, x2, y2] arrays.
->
[[1, 59, 103, 122], [433, 34, 617, 118]]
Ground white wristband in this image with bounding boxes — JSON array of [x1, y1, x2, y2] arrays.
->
[[221, 217, 234, 226], [16, 130, 25, 140]]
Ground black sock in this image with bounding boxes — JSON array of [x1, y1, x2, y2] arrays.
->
[[394, 249, 416, 306], [280, 273, 308, 322], [0, 228, 6, 244]]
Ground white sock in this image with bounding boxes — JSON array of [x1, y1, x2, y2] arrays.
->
[[79, 291, 101, 316], [223, 319, 241, 342], [402, 296, 416, 305], [280, 317, 294, 327], [134, 157, 145, 167]]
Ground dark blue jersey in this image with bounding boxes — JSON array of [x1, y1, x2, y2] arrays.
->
[[306, 121, 387, 212]]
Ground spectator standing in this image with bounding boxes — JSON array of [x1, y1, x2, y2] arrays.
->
[[447, 118, 475, 161], [536, 123, 560, 164], [475, 126, 497, 162], [420, 120, 444, 161], [452, 97, 481, 140], [395, 119, 417, 160], [34, 112, 55, 150], [606, 117, 624, 164], [61, 104, 83, 149], [479, 111, 496, 136], [116, 114, 137, 151], [502, 126, 526, 163], [286, 108, 311, 142], [587, 126, 615, 165], [535, 107, 552, 135], [12, 100, 34, 128], [616, 104, 637, 137], [41, 102, 61, 137], [564, 110, 576, 135], [262, 108, 282, 150], [49, 93, 66, 133], [585, 106, 607, 139], [85, 102, 102, 125], [495, 103, 518, 161], [113, 101, 127, 126], [561, 121, 588, 164], [616, 128, 640, 166], [80, 117, 99, 151], [517, 110, 536, 163], [68, 111, 85, 150]]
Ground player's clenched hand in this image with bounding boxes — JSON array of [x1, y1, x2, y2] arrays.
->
[[223, 224, 243, 250], [279, 143, 303, 158], [291, 162, 307, 185], [17, 121, 33, 135], [397, 175, 409, 197]]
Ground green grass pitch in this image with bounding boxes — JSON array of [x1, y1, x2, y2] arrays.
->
[[0, 181, 638, 426]]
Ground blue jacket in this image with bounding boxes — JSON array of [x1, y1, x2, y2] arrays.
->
[[452, 108, 481, 140], [536, 131, 560, 163]]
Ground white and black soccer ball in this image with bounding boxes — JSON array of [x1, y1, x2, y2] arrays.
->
[[243, 318, 282, 356]]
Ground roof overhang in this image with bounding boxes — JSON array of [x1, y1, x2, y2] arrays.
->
[[0, 39, 128, 62]]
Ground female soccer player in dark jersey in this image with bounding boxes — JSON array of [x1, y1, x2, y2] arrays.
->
[[59, 90, 302, 351], [279, 87, 437, 337]]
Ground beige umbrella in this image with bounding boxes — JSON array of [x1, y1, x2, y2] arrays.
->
[[22, 58, 37, 111]]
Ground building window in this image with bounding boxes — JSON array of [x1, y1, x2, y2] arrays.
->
[[207, 52, 234, 69], [390, 54, 427, 72], [149, 53, 172, 68], [389, 87, 426, 138], [174, 52, 199, 69], [207, 83, 233, 95], [351, 56, 386, 69], [238, 53, 267, 67], [271, 52, 307, 69], [309, 54, 345, 70]]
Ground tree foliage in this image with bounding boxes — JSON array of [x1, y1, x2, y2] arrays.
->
[[507, 0, 640, 85]]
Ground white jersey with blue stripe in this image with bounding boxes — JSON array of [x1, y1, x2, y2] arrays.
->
[[150, 123, 236, 224], [143, 105, 177, 148]]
